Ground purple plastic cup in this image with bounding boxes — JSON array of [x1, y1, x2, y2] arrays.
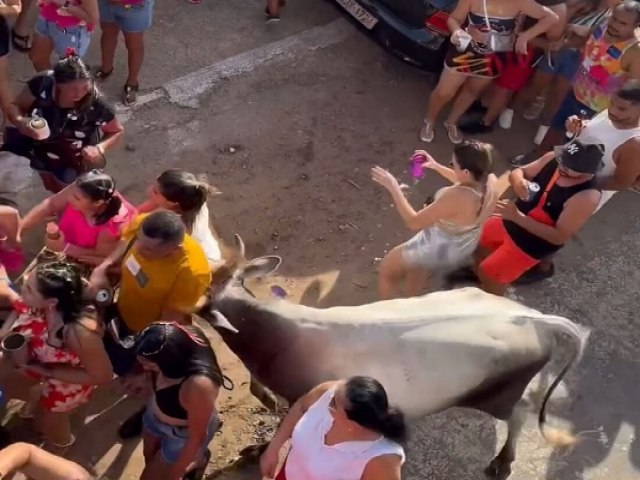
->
[[410, 153, 427, 179]]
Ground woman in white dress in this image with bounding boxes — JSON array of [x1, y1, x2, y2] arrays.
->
[[138, 169, 223, 270], [371, 140, 498, 299]]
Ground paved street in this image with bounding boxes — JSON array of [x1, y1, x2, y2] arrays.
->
[[5, 1, 640, 479]]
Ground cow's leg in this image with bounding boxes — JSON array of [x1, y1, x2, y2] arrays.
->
[[249, 376, 279, 412], [485, 400, 528, 480]]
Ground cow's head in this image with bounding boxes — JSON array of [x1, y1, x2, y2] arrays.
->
[[197, 234, 282, 333]]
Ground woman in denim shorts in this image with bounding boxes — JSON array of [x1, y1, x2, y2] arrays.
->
[[96, 0, 154, 106], [135, 323, 231, 480], [30, 0, 98, 71], [515, 0, 613, 144]]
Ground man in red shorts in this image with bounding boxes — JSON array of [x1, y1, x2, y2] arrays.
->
[[460, 0, 568, 134], [475, 139, 603, 295]]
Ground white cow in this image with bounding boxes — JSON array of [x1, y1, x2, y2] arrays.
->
[[200, 236, 589, 480]]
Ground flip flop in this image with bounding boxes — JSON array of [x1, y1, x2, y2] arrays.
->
[[122, 84, 139, 107], [94, 68, 114, 80], [11, 30, 31, 52]]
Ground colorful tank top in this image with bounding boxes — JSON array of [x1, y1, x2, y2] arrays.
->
[[58, 194, 136, 249], [573, 20, 638, 113]]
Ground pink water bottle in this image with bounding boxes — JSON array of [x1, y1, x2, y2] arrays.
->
[[410, 153, 426, 180]]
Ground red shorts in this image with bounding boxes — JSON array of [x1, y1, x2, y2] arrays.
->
[[494, 47, 540, 92], [478, 216, 540, 284]]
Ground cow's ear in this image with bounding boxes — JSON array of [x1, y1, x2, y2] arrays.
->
[[209, 310, 239, 333], [239, 256, 282, 279]]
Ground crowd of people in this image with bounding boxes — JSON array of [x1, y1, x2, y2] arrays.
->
[[0, 0, 637, 480]]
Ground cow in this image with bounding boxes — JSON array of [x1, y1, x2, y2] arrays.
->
[[198, 236, 589, 480]]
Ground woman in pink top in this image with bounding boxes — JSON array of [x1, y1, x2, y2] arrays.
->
[[30, 0, 98, 71], [261, 376, 406, 480], [20, 169, 136, 264]]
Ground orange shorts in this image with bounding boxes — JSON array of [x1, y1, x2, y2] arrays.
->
[[478, 216, 540, 284]]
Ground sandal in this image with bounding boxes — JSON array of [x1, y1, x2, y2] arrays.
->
[[94, 68, 114, 81], [122, 84, 139, 107], [11, 30, 31, 52], [444, 123, 462, 144]]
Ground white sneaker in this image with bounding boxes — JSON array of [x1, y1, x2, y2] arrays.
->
[[419, 121, 434, 143], [533, 125, 550, 145], [499, 109, 514, 129]]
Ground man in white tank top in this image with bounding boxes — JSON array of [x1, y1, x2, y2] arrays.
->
[[516, 80, 640, 285]]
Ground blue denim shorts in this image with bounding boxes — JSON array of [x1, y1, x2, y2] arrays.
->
[[551, 91, 596, 131], [35, 18, 91, 58], [98, 0, 154, 33], [537, 48, 581, 80], [142, 408, 219, 464]]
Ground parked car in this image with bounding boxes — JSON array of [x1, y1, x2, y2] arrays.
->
[[332, 0, 458, 73]]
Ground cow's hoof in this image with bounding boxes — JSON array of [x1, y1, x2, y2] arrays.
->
[[484, 458, 512, 480]]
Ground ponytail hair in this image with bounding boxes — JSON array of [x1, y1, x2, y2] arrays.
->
[[75, 170, 122, 225], [35, 261, 84, 325], [343, 376, 408, 444], [156, 169, 220, 232]]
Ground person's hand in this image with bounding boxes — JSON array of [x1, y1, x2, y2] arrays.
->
[[413, 150, 439, 170], [565, 115, 588, 136], [371, 166, 401, 192], [547, 39, 565, 53], [88, 265, 109, 295], [82, 145, 104, 166], [494, 200, 522, 221], [15, 118, 41, 140], [259, 444, 281, 479], [515, 34, 529, 55], [512, 178, 530, 201], [450, 29, 466, 46]]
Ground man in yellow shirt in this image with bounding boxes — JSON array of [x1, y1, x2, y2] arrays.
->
[[89, 209, 210, 437]]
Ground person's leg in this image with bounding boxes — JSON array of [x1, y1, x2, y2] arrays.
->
[[377, 246, 408, 300], [539, 76, 572, 126], [445, 76, 494, 129], [0, 56, 10, 125], [12, 0, 38, 50], [120, 1, 154, 104], [28, 19, 54, 72], [98, 22, 120, 76], [420, 67, 468, 142], [513, 70, 554, 117], [40, 410, 73, 450], [266, 0, 284, 18], [404, 267, 428, 297]]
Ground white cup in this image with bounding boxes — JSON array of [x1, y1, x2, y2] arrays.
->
[[29, 118, 50, 141], [455, 31, 472, 52]]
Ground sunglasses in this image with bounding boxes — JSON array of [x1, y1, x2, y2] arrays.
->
[[137, 322, 207, 357]]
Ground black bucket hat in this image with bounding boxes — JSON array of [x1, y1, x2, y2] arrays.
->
[[553, 139, 605, 175]]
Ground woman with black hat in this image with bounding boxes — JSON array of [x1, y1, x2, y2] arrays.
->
[[2, 50, 123, 193], [474, 138, 604, 295]]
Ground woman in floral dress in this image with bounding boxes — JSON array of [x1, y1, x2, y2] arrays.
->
[[0, 261, 113, 449]]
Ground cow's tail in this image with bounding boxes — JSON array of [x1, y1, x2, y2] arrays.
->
[[534, 315, 590, 449]]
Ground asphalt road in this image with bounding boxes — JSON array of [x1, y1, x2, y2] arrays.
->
[[5, 1, 640, 480]]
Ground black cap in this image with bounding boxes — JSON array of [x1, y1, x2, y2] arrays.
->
[[553, 139, 604, 174]]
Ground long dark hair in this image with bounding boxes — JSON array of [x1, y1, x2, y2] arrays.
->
[[344, 376, 407, 444], [53, 50, 98, 111], [452, 140, 494, 182], [75, 170, 121, 225], [156, 169, 219, 232], [134, 323, 225, 385], [34, 261, 84, 324]]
